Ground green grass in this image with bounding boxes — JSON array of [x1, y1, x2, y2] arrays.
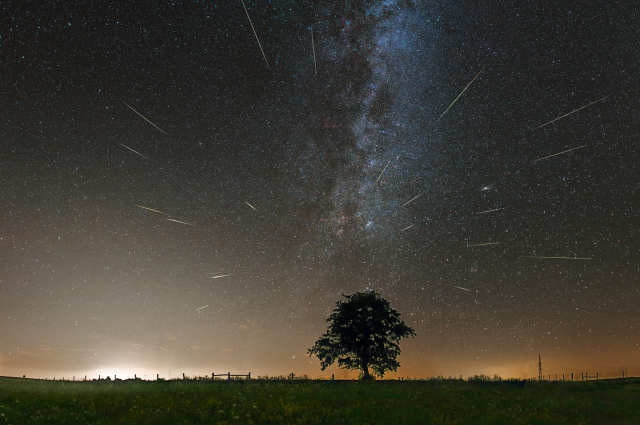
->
[[1, 377, 639, 424]]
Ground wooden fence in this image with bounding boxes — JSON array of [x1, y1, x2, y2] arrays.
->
[[211, 372, 251, 380], [25, 370, 635, 382], [538, 371, 631, 382]]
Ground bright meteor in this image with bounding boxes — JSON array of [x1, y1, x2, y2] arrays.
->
[[402, 193, 422, 207], [531, 96, 608, 131], [311, 28, 317, 75], [476, 208, 504, 215], [435, 68, 483, 124], [119, 143, 150, 160], [123, 102, 167, 135], [522, 256, 591, 260], [134, 205, 166, 215], [239, 0, 269, 69], [245, 201, 258, 213], [533, 145, 588, 162], [166, 218, 194, 226], [374, 161, 390, 185], [465, 242, 500, 247]]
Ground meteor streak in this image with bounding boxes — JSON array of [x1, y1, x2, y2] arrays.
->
[[311, 28, 317, 75], [465, 242, 501, 247], [123, 102, 167, 135], [453, 286, 471, 291], [196, 305, 209, 311], [522, 256, 591, 260], [531, 96, 608, 131], [134, 205, 166, 214], [374, 161, 390, 185], [533, 145, 587, 162], [119, 143, 150, 160], [401, 224, 415, 231], [210, 274, 233, 279], [239, 0, 269, 69], [402, 193, 422, 207], [166, 218, 194, 226], [245, 201, 258, 212], [436, 68, 483, 124], [476, 208, 504, 215]]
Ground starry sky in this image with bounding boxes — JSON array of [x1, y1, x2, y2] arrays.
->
[[1, 0, 638, 381]]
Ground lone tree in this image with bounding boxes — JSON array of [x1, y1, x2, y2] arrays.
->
[[308, 291, 416, 379]]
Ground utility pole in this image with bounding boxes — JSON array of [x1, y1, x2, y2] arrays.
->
[[538, 354, 543, 381]]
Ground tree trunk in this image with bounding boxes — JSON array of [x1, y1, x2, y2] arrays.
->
[[361, 358, 371, 379]]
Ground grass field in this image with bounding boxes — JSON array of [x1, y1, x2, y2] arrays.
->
[[1, 376, 639, 424]]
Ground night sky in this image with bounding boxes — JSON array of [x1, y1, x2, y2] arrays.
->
[[2, 0, 638, 381]]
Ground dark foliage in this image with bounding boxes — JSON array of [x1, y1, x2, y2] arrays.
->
[[308, 291, 416, 379]]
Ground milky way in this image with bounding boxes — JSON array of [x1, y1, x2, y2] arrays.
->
[[286, 1, 436, 260]]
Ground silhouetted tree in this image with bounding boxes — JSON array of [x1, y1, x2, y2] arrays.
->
[[308, 291, 416, 379]]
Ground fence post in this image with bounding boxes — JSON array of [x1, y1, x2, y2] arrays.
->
[[212, 373, 214, 381], [135, 374, 137, 379], [332, 374, 334, 381], [571, 373, 573, 381], [248, 372, 251, 380], [228, 372, 230, 380], [115, 375, 116, 380], [183, 373, 185, 380], [157, 374, 159, 380], [85, 375, 86, 381]]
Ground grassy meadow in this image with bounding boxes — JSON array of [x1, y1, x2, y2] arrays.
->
[[0, 375, 639, 424]]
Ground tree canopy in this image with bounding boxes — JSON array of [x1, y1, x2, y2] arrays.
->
[[308, 291, 416, 379]]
